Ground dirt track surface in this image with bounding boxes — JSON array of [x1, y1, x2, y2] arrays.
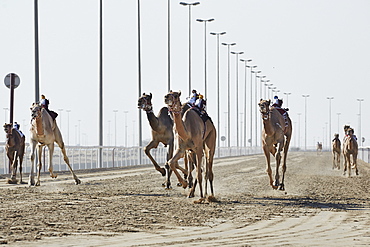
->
[[0, 152, 369, 246]]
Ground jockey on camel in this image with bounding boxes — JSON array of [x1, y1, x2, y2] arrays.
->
[[271, 95, 289, 127]]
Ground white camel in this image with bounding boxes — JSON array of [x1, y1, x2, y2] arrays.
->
[[29, 103, 80, 186]]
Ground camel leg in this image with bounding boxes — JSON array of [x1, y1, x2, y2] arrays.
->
[[274, 145, 282, 188], [168, 148, 187, 189], [6, 151, 17, 184], [163, 142, 174, 189], [61, 145, 81, 185], [353, 153, 358, 176], [193, 150, 205, 203], [36, 145, 43, 186], [19, 152, 24, 184], [280, 136, 291, 191], [263, 144, 276, 189], [204, 133, 216, 198], [332, 151, 335, 170], [29, 140, 37, 186], [337, 152, 341, 170], [47, 144, 57, 178], [144, 140, 166, 176]]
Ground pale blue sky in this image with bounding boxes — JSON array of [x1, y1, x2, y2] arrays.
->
[[1, 0, 370, 148]]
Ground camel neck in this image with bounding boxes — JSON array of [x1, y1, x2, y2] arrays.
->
[[262, 115, 275, 136], [172, 111, 189, 141], [35, 116, 44, 136], [146, 111, 159, 132]]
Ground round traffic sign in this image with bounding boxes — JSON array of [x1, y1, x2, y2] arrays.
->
[[221, 136, 226, 141], [4, 73, 20, 89]]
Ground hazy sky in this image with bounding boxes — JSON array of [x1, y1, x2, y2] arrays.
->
[[1, 0, 370, 148]]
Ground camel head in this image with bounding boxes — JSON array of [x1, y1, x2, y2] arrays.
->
[[3, 123, 12, 134], [138, 93, 153, 112], [30, 103, 42, 119], [258, 99, 271, 119], [164, 91, 182, 113]]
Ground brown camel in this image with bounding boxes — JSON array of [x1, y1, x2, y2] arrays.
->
[[258, 99, 292, 190], [138, 93, 175, 189], [29, 103, 80, 186], [332, 133, 341, 170], [343, 127, 358, 177], [164, 91, 216, 203], [3, 123, 25, 184], [316, 142, 322, 155]]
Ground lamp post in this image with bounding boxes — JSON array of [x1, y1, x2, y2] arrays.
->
[[302, 95, 310, 150], [284, 92, 291, 107], [66, 110, 71, 145], [240, 58, 252, 147], [230, 51, 244, 147], [246, 65, 257, 146], [326, 97, 334, 149], [297, 113, 301, 149], [262, 80, 270, 99], [222, 42, 236, 147], [357, 98, 364, 146], [113, 110, 118, 146], [337, 112, 341, 134], [3, 108, 9, 123], [124, 111, 129, 147], [58, 109, 63, 131], [196, 18, 214, 99], [256, 75, 266, 100], [210, 31, 226, 153], [167, 0, 171, 91], [268, 86, 276, 100], [180, 1, 200, 95], [251, 70, 261, 146]]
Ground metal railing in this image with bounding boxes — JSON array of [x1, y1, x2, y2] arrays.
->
[[0, 144, 263, 175]]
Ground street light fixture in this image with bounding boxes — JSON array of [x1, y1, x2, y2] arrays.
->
[[246, 65, 257, 146], [210, 31, 226, 153], [230, 51, 244, 147], [180, 2, 200, 95], [284, 92, 291, 107], [326, 97, 334, 149], [261, 80, 270, 99], [240, 58, 252, 147], [302, 95, 310, 150], [196, 18, 214, 98], [251, 70, 261, 146], [357, 98, 364, 146], [222, 42, 236, 147]]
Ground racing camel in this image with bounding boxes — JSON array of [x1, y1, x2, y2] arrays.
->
[[258, 99, 292, 190], [138, 92, 177, 189], [316, 142, 323, 154], [164, 91, 216, 203], [343, 127, 358, 177], [29, 103, 81, 186], [3, 123, 25, 184], [332, 133, 341, 169]]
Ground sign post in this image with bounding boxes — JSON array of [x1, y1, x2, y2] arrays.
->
[[4, 73, 20, 124]]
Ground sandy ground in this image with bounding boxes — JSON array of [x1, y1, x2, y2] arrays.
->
[[0, 152, 369, 246]]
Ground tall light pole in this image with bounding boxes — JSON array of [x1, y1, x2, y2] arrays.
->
[[196, 18, 214, 99], [210, 31, 226, 153], [34, 0, 40, 102], [222, 42, 236, 147], [113, 110, 118, 146], [66, 110, 71, 145], [240, 58, 252, 147], [302, 95, 310, 150], [284, 92, 291, 107], [124, 111, 129, 147], [297, 113, 301, 149], [167, 0, 171, 92], [99, 0, 103, 167], [246, 65, 257, 146], [357, 98, 364, 146], [337, 112, 341, 134], [252, 70, 261, 146], [327, 97, 334, 149], [58, 109, 63, 131], [256, 75, 266, 100], [262, 80, 270, 99], [230, 51, 243, 147], [180, 2, 200, 95]]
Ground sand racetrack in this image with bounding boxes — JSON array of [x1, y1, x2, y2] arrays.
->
[[0, 151, 369, 246]]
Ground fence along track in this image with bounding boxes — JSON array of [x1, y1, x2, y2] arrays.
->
[[0, 144, 263, 175]]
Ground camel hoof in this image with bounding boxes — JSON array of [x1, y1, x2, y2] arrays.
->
[[7, 178, 18, 184], [206, 195, 218, 202], [75, 179, 81, 185], [35, 181, 40, 186], [159, 168, 166, 177], [50, 174, 57, 179], [182, 181, 188, 189], [279, 185, 285, 191], [193, 198, 206, 204], [165, 186, 172, 190], [272, 185, 278, 190], [177, 183, 182, 187]]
